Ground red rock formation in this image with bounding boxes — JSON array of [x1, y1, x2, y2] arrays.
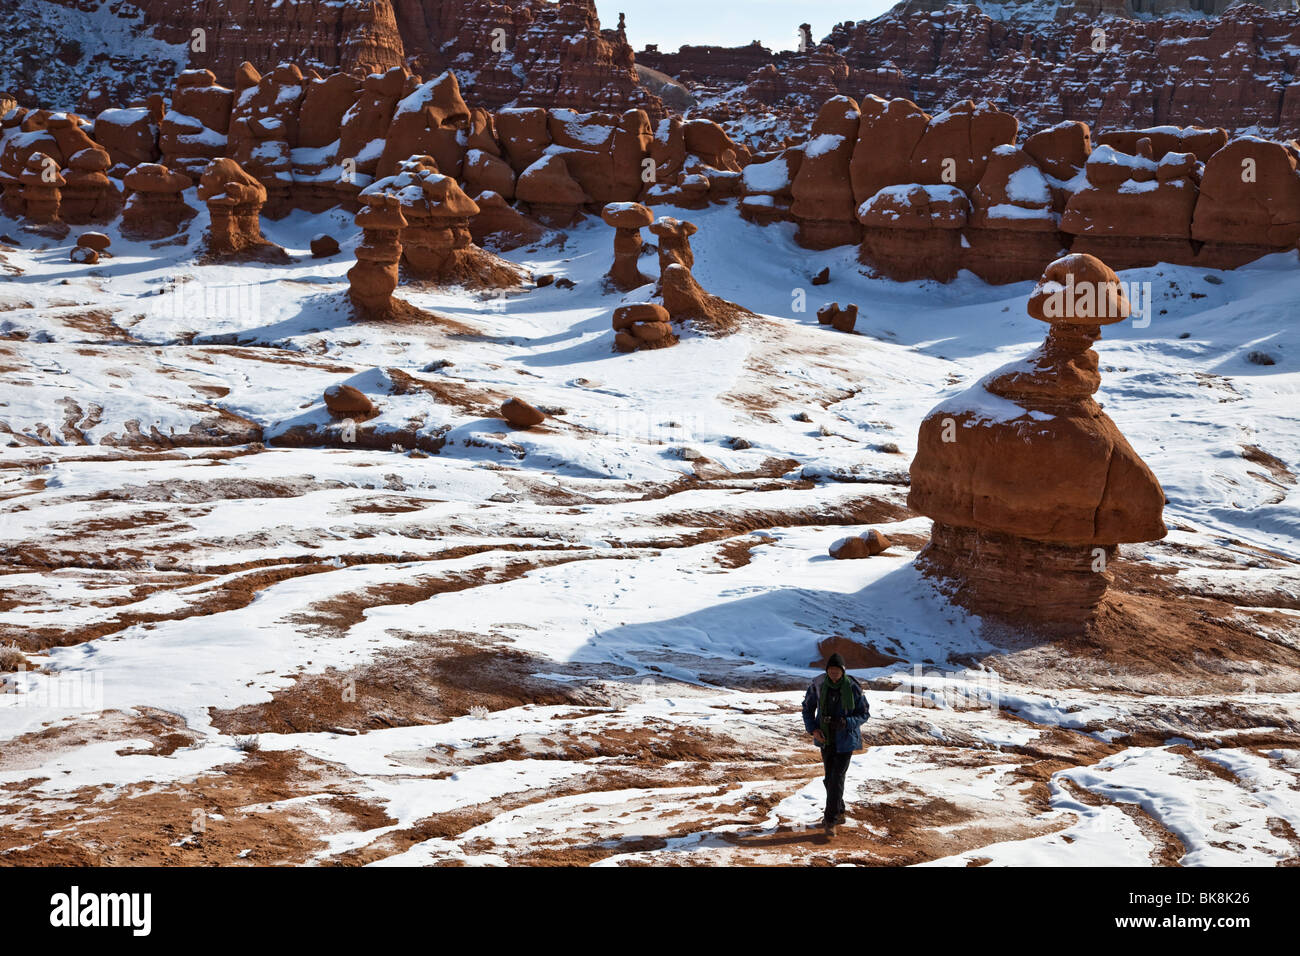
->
[[463, 149, 516, 199], [829, 529, 891, 559], [376, 72, 470, 180], [496, 108, 552, 175], [601, 202, 654, 290], [197, 157, 275, 257], [160, 70, 233, 181], [909, 100, 1018, 193], [135, 0, 405, 83], [122, 163, 196, 238], [1061, 142, 1201, 270], [908, 253, 1166, 627], [816, 302, 859, 333], [93, 105, 162, 174], [851, 96, 930, 208], [739, 145, 802, 223], [18, 152, 63, 224], [469, 190, 549, 251], [336, 66, 413, 201], [612, 302, 676, 352], [1098, 126, 1229, 164], [368, 154, 525, 288], [501, 397, 546, 429], [516, 153, 590, 226], [647, 217, 696, 272], [964, 145, 1067, 284], [791, 96, 861, 248], [226, 62, 308, 216], [857, 183, 969, 282], [1191, 135, 1300, 267], [348, 188, 408, 318], [1023, 120, 1092, 212], [651, 218, 753, 337], [324, 384, 376, 418]]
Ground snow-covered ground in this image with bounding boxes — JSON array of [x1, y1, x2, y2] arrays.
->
[[0, 196, 1297, 865]]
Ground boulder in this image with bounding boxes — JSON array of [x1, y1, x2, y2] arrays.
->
[[816, 302, 858, 333], [501, 397, 546, 429], [324, 384, 375, 418]]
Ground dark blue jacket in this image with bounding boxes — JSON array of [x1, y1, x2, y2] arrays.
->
[[802, 673, 870, 753]]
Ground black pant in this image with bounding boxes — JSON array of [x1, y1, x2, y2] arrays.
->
[[821, 747, 852, 822]]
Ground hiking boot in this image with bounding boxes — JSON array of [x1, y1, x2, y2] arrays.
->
[[834, 811, 846, 826], [822, 817, 836, 837]]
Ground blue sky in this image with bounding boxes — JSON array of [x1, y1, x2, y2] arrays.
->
[[594, 1, 897, 53]]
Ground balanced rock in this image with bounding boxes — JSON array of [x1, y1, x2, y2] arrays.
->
[[368, 154, 524, 288], [907, 253, 1167, 626], [77, 232, 111, 253], [601, 201, 654, 290]]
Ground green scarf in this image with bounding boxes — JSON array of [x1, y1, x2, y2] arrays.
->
[[818, 674, 855, 741]]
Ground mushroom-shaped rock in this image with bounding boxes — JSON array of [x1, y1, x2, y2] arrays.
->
[[907, 253, 1166, 626], [501, 397, 546, 429], [122, 163, 195, 239], [601, 201, 654, 290], [368, 154, 523, 288], [197, 158, 271, 255], [324, 384, 375, 418], [76, 232, 111, 252], [647, 216, 698, 272]]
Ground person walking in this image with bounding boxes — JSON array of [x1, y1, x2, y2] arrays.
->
[[801, 653, 870, 835]]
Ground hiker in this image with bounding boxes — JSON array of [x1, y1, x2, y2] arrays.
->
[[801, 653, 870, 835]]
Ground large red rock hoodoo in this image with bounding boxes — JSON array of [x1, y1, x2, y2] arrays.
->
[[907, 253, 1167, 626]]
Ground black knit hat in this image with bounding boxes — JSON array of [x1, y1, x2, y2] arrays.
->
[[825, 653, 846, 672]]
